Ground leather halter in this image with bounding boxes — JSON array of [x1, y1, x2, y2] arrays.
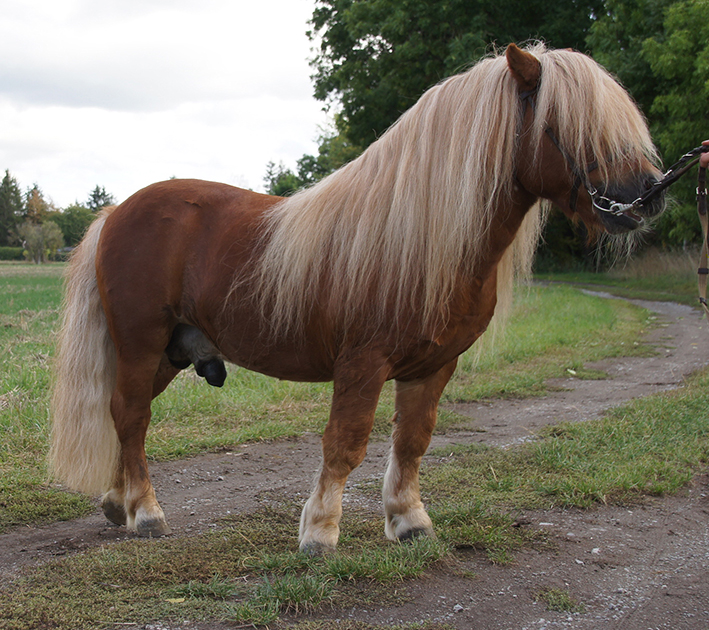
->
[[519, 87, 623, 217], [519, 85, 709, 315], [520, 87, 709, 222]]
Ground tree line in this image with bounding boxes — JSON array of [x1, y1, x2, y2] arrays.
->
[[4, 0, 706, 267], [265, 0, 709, 269], [0, 170, 114, 262]]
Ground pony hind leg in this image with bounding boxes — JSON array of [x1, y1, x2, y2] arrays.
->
[[383, 359, 457, 541], [101, 461, 127, 526], [101, 353, 180, 528], [108, 351, 172, 536], [299, 357, 390, 554]]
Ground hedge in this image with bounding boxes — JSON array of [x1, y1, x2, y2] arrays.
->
[[0, 247, 24, 261]]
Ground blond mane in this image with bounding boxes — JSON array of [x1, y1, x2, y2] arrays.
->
[[251, 43, 657, 339]]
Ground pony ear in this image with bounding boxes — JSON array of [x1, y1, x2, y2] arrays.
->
[[505, 43, 541, 92]]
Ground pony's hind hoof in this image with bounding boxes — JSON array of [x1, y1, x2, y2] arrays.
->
[[136, 518, 172, 538], [101, 497, 127, 527]]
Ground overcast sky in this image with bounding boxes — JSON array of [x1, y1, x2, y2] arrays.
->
[[0, 0, 329, 207]]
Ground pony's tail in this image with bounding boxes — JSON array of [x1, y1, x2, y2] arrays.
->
[[49, 207, 120, 495]]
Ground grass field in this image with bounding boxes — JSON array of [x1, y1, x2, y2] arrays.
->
[[536, 246, 702, 305], [1, 253, 708, 628]]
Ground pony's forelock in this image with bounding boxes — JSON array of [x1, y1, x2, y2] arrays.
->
[[530, 43, 659, 182]]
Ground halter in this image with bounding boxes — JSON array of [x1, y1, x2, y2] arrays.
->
[[520, 86, 709, 316], [519, 87, 709, 222]]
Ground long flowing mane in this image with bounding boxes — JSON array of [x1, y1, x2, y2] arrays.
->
[[252, 43, 657, 338]]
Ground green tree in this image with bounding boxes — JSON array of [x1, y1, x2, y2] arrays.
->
[[264, 162, 302, 197], [17, 220, 64, 264], [264, 121, 363, 196], [51, 204, 96, 246], [643, 0, 709, 156], [589, 0, 709, 247], [641, 0, 709, 245], [87, 185, 116, 212], [587, 0, 673, 115], [296, 120, 362, 185], [309, 0, 603, 148], [0, 170, 23, 246]]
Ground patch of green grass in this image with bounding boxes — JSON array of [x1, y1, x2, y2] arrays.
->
[[0, 481, 93, 532], [430, 500, 545, 564], [445, 284, 653, 402], [536, 271, 697, 304], [537, 245, 701, 305], [164, 572, 241, 601], [426, 367, 709, 512], [0, 263, 93, 531], [0, 506, 448, 629], [534, 587, 585, 613]]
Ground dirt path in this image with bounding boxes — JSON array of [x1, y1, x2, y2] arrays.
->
[[2, 295, 709, 629]]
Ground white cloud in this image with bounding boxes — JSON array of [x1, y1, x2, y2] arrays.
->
[[0, 0, 327, 206]]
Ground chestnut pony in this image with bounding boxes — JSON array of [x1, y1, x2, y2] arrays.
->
[[50, 43, 664, 553]]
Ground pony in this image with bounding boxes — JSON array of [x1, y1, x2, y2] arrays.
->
[[50, 43, 664, 553]]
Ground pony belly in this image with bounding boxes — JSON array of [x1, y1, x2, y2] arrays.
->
[[220, 338, 337, 383]]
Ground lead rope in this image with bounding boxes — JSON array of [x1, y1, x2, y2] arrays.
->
[[697, 164, 709, 317]]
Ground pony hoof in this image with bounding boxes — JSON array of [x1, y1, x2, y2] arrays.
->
[[136, 518, 172, 538], [398, 527, 431, 542], [101, 498, 127, 526], [300, 541, 336, 556], [196, 359, 226, 387]]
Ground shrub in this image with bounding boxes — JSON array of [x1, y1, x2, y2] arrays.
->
[[0, 246, 23, 260]]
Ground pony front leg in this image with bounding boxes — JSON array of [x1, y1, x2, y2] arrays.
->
[[299, 358, 390, 553], [383, 360, 457, 541]]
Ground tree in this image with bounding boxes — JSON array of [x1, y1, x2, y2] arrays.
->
[[309, 0, 603, 148], [0, 170, 23, 246], [263, 120, 363, 196], [589, 0, 709, 247], [587, 0, 673, 115], [17, 220, 64, 264], [296, 119, 362, 185], [641, 0, 709, 246], [24, 184, 55, 224], [87, 185, 115, 212], [52, 204, 96, 246], [263, 162, 302, 197]]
